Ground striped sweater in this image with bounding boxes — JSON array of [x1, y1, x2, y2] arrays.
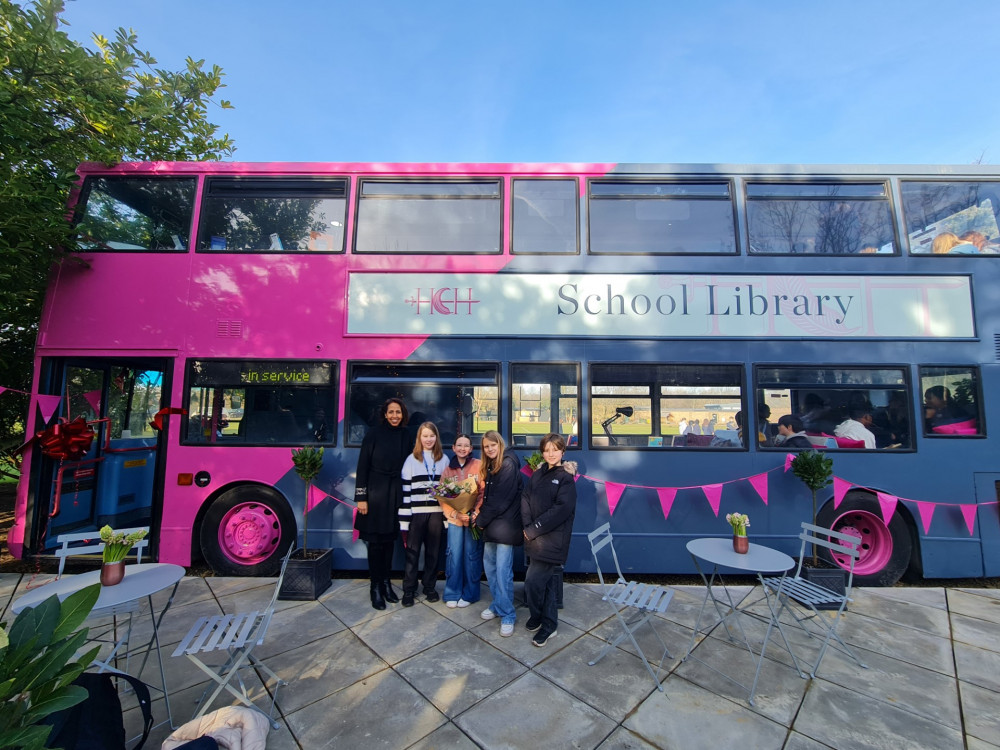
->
[[399, 453, 449, 531]]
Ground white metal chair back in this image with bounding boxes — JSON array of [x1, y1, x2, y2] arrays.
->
[[763, 522, 868, 677], [587, 523, 674, 692], [54, 526, 150, 577], [171, 544, 295, 728]]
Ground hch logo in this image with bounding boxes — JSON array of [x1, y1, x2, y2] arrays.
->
[[404, 287, 481, 315]]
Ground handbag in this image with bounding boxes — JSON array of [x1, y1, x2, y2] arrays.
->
[[43, 672, 153, 750]]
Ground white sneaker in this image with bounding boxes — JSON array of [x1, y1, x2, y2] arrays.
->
[[500, 622, 515, 637], [457, 599, 470, 608], [446, 600, 458, 609], [480, 607, 496, 620]]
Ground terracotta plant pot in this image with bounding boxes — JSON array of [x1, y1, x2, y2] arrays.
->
[[100, 560, 125, 586], [732, 534, 749, 554]]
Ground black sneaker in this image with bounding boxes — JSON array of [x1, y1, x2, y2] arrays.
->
[[424, 590, 440, 603], [401, 594, 415, 607], [532, 628, 557, 647], [525, 616, 542, 632]]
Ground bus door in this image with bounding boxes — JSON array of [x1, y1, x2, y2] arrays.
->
[[35, 359, 168, 552]]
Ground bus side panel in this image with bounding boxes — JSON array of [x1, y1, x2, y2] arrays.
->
[[975, 473, 1000, 577]]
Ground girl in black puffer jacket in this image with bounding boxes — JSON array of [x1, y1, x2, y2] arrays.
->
[[521, 433, 577, 646], [472, 431, 522, 635]]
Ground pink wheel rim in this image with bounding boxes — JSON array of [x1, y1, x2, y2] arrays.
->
[[828, 509, 892, 577], [218, 502, 281, 565]]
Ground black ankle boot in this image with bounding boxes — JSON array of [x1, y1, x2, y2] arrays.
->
[[381, 580, 399, 603], [370, 582, 386, 610]]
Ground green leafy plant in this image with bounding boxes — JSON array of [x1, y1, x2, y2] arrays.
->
[[0, 584, 100, 749], [291, 446, 324, 552], [726, 513, 750, 537], [525, 451, 544, 470], [790, 450, 834, 564], [98, 526, 147, 563]]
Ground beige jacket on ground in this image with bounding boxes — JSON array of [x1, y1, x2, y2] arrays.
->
[[161, 706, 269, 750]]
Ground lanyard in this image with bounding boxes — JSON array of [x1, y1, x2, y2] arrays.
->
[[423, 457, 438, 482]]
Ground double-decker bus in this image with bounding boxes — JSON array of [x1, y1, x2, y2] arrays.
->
[[10, 161, 1000, 585]]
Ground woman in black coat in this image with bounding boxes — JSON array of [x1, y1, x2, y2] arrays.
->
[[471, 430, 522, 636], [355, 398, 411, 609], [521, 433, 577, 646]]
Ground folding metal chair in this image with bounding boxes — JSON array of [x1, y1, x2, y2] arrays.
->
[[587, 523, 674, 692], [172, 545, 295, 728], [762, 522, 869, 677]]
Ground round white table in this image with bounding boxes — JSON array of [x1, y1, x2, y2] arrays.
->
[[12, 562, 185, 732], [684, 538, 805, 705]]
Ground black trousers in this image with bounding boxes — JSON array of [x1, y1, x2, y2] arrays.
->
[[402, 512, 444, 594], [524, 559, 560, 632], [366, 535, 396, 584]]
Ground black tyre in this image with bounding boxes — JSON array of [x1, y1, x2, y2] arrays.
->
[[199, 484, 295, 576], [816, 490, 913, 586]]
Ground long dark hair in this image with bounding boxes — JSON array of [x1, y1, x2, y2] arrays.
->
[[379, 397, 408, 425]]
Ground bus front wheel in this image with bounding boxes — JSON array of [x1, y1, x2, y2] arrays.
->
[[816, 491, 913, 586], [200, 485, 294, 576]]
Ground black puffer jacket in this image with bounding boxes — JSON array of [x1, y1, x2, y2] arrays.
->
[[521, 462, 577, 565], [475, 453, 523, 546]]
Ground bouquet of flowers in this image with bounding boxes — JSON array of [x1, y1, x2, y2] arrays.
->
[[432, 475, 479, 514], [725, 513, 750, 537], [99, 525, 148, 563]]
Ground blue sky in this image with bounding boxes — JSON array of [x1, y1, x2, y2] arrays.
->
[[61, 0, 1000, 166]]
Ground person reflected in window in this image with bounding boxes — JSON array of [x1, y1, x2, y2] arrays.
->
[[774, 415, 812, 448], [834, 408, 877, 449], [355, 398, 410, 610], [960, 230, 1000, 255]]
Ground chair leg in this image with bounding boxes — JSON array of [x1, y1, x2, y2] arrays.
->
[[589, 606, 669, 693]]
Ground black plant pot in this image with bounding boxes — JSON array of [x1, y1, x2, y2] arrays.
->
[[278, 548, 333, 601], [802, 564, 847, 611]]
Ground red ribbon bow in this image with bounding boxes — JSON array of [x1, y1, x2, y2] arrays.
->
[[36, 417, 96, 461]]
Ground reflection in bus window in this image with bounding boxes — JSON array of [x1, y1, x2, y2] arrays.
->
[[919, 366, 982, 436], [184, 360, 337, 445], [347, 362, 499, 446], [901, 181, 1000, 255], [756, 366, 911, 449], [75, 176, 196, 251], [355, 181, 502, 254], [590, 363, 743, 448], [746, 182, 896, 255], [589, 181, 737, 254], [197, 178, 347, 252], [511, 363, 579, 448], [512, 179, 578, 254]]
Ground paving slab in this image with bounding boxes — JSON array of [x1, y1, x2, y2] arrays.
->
[[960, 680, 1000, 746], [848, 588, 951, 637], [947, 588, 1000, 624], [954, 641, 1000, 693], [861, 585, 948, 610], [352, 601, 463, 665], [836, 611, 955, 675], [950, 610, 1000, 653], [595, 726, 661, 749], [794, 679, 963, 749]]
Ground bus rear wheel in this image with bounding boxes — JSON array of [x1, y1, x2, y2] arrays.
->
[[200, 485, 294, 576], [816, 491, 913, 586]]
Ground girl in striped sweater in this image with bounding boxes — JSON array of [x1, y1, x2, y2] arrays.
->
[[399, 421, 449, 606]]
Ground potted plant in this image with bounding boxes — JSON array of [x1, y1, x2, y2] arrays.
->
[[278, 446, 333, 600], [726, 513, 750, 554], [0, 585, 100, 748], [98, 526, 148, 586], [790, 449, 845, 602]]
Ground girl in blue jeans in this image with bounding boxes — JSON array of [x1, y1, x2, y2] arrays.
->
[[438, 434, 483, 607], [472, 430, 523, 637]]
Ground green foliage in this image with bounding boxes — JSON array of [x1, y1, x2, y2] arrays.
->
[[0, 0, 235, 469], [790, 450, 834, 564], [98, 525, 147, 563], [291, 446, 324, 551], [525, 451, 544, 470], [0, 583, 101, 749]]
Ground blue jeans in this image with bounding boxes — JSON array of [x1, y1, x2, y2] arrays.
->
[[483, 542, 516, 625], [444, 523, 483, 604]]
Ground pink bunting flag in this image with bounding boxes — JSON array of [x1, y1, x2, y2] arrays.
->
[[876, 491, 898, 525], [35, 394, 62, 424], [784, 453, 794, 472], [521, 464, 533, 477], [702, 483, 723, 517], [605, 482, 626, 516], [748, 473, 769, 506], [915, 501, 935, 535], [307, 483, 327, 513], [82, 389, 102, 414], [833, 477, 851, 509], [656, 488, 677, 521], [960, 504, 978, 535], [351, 508, 360, 542]]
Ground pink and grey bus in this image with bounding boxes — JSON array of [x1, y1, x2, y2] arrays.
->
[[10, 161, 1000, 584]]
